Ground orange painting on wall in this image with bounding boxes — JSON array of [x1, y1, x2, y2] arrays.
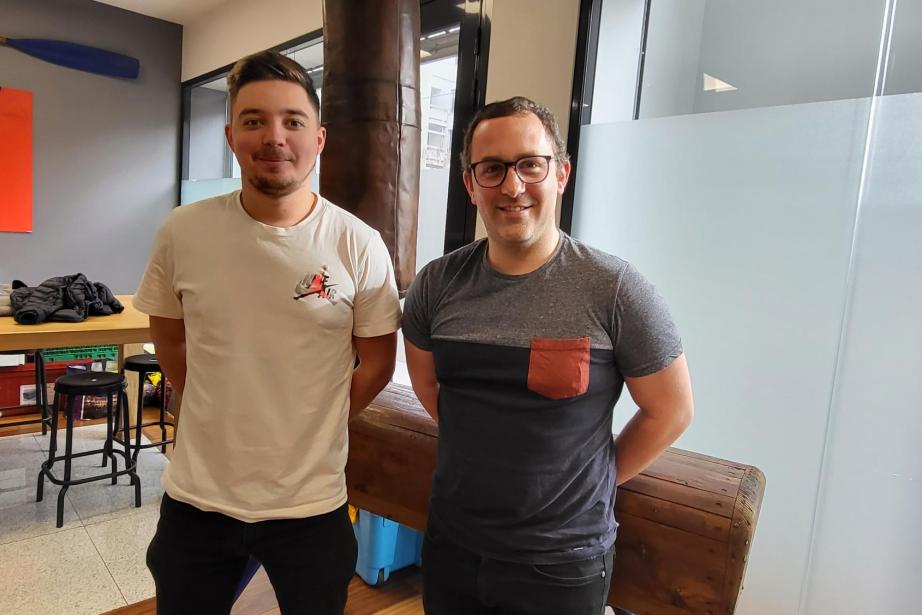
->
[[0, 87, 33, 233]]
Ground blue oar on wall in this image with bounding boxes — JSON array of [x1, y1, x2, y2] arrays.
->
[[0, 35, 140, 79]]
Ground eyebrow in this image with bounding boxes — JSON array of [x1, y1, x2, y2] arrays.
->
[[238, 108, 310, 118], [475, 153, 547, 162]]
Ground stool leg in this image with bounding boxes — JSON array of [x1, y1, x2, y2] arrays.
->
[[107, 392, 118, 484], [121, 390, 142, 508], [36, 389, 60, 503], [35, 351, 48, 436], [133, 373, 145, 463], [158, 375, 168, 454], [102, 392, 114, 467], [56, 395, 77, 528], [113, 370, 123, 435]]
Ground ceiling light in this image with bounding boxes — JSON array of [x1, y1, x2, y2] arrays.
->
[[703, 73, 737, 92], [428, 30, 448, 39]]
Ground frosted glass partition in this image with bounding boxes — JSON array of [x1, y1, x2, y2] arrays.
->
[[573, 0, 922, 611], [180, 178, 242, 205], [572, 98, 868, 614], [800, 91, 922, 615]]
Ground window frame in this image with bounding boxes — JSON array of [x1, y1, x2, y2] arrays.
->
[[178, 0, 493, 256]]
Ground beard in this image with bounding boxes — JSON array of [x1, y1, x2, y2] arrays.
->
[[248, 173, 305, 197], [247, 147, 315, 197]]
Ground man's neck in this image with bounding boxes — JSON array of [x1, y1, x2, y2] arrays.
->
[[240, 184, 316, 228], [486, 228, 561, 276]]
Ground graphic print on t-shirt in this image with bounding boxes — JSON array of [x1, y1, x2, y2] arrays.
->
[[293, 265, 338, 303]]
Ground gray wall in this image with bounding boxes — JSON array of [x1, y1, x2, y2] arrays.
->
[[0, 0, 181, 293]]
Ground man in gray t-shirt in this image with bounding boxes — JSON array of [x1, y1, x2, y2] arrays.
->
[[402, 96, 694, 615]]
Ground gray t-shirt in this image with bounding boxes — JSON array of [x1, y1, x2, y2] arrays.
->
[[402, 233, 681, 564]]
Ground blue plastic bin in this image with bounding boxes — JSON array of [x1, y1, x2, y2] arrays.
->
[[354, 508, 423, 585]]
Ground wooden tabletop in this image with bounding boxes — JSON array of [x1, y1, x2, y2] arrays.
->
[[0, 295, 150, 351]]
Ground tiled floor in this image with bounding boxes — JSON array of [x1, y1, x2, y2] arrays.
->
[[0, 425, 166, 615]]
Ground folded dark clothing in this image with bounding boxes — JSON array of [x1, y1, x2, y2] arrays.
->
[[11, 273, 124, 325]]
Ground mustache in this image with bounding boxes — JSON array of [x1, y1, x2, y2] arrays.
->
[[254, 147, 293, 161]]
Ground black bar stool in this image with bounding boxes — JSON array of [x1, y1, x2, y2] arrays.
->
[[114, 354, 174, 461], [0, 349, 50, 433], [36, 371, 141, 528]]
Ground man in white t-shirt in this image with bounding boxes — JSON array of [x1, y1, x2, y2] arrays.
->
[[134, 50, 401, 615]]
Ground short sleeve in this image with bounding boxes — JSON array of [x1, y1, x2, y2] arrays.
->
[[352, 232, 401, 338], [613, 263, 683, 377], [133, 217, 184, 319], [400, 263, 433, 351]]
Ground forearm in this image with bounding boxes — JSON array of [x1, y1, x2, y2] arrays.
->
[[153, 341, 186, 397], [349, 361, 394, 418], [412, 382, 439, 424], [613, 408, 691, 485]]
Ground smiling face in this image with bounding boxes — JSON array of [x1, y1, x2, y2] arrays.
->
[[463, 112, 571, 252], [225, 80, 325, 198]]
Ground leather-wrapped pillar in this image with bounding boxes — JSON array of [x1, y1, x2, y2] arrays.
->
[[321, 0, 421, 293]]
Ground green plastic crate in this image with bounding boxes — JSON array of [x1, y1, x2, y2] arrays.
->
[[42, 345, 118, 363]]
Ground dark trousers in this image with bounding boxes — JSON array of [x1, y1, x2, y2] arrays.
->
[[147, 494, 357, 615], [421, 525, 614, 615]]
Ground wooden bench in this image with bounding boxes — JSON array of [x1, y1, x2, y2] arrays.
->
[[346, 384, 765, 614]]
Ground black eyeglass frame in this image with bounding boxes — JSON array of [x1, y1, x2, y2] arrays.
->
[[469, 155, 555, 188]]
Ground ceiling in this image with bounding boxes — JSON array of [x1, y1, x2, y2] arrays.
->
[[92, 0, 231, 25]]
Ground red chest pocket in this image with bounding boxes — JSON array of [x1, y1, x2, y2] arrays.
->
[[527, 337, 590, 400]]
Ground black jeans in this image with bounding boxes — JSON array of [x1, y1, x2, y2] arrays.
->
[[147, 494, 357, 615], [421, 525, 614, 615]]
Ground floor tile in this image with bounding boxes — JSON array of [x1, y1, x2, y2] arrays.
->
[[86, 508, 160, 604], [68, 450, 166, 527], [0, 526, 126, 615], [0, 441, 81, 545], [0, 431, 41, 456], [34, 423, 138, 454]]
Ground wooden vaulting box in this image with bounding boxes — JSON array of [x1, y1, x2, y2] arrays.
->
[[346, 385, 765, 615]]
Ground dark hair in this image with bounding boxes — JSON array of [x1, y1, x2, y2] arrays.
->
[[460, 96, 568, 169], [227, 50, 320, 117]]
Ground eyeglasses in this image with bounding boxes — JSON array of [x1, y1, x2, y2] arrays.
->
[[469, 155, 553, 188]]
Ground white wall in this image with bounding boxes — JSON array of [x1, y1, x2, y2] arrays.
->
[[182, 0, 323, 80]]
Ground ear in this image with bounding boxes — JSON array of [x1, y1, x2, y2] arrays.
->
[[316, 125, 327, 156], [556, 158, 572, 196], [225, 123, 234, 152], [462, 170, 476, 203]]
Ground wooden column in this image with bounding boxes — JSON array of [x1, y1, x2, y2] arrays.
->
[[321, 0, 422, 293]]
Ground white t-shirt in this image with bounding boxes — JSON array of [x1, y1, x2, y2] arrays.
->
[[133, 191, 401, 521]]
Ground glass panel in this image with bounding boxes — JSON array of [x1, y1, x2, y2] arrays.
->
[[572, 0, 922, 612], [638, 0, 887, 119], [801, 1, 922, 609], [395, 24, 461, 387], [182, 75, 240, 204]]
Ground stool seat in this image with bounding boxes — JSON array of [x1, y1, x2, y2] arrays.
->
[[55, 371, 124, 391], [123, 354, 161, 371]]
